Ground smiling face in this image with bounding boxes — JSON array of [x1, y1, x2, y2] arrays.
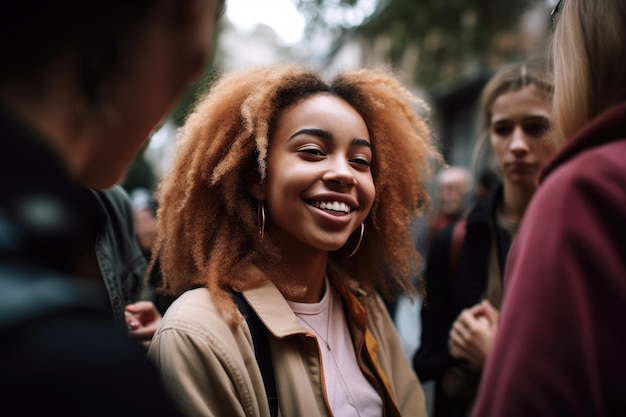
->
[[258, 93, 375, 255], [489, 85, 555, 192]]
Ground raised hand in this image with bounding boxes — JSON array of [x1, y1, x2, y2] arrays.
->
[[448, 300, 499, 368], [125, 300, 163, 350]]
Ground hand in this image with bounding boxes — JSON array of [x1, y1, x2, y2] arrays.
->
[[448, 300, 499, 368], [125, 300, 162, 350]]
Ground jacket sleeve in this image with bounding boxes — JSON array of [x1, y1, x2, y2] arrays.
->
[[148, 322, 266, 417], [412, 223, 456, 381], [472, 155, 626, 416]]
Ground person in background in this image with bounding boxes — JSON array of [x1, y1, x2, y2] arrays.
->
[[413, 59, 557, 417], [129, 187, 176, 315], [472, 1, 626, 415], [147, 65, 442, 417], [0, 0, 224, 415], [130, 187, 159, 260], [91, 184, 163, 349], [427, 166, 473, 246]]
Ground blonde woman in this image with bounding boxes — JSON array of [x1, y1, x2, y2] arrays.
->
[[413, 59, 556, 417]]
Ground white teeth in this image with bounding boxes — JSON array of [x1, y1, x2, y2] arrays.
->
[[314, 200, 350, 213]]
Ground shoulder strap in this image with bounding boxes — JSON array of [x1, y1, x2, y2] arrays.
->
[[450, 218, 467, 281], [231, 291, 278, 417]]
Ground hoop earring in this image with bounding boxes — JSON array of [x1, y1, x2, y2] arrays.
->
[[258, 200, 266, 238], [348, 223, 365, 258]]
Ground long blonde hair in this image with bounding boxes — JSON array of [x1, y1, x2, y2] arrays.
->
[[151, 65, 442, 323], [551, 0, 626, 141]]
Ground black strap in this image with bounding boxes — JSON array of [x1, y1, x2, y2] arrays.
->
[[450, 218, 467, 283], [232, 291, 278, 417]]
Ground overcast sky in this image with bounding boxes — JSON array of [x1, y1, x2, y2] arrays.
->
[[225, 0, 306, 45]]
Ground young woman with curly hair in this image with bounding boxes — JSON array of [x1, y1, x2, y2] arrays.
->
[[147, 65, 442, 417]]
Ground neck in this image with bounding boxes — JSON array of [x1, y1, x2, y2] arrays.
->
[[279, 246, 328, 303], [501, 179, 536, 220]]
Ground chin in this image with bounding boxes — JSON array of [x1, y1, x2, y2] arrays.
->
[[509, 176, 537, 191], [77, 167, 125, 190]]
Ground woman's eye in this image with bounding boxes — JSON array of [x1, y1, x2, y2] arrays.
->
[[524, 121, 550, 138], [351, 156, 371, 167], [299, 147, 325, 157], [492, 124, 513, 136]]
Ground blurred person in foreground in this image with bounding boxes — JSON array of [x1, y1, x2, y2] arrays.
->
[[0, 0, 224, 415], [472, 0, 626, 415], [414, 59, 556, 417], [147, 65, 442, 417]]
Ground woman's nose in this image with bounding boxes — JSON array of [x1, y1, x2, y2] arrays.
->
[[323, 159, 357, 187], [510, 127, 530, 155]]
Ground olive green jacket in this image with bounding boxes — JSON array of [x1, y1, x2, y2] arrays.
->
[[148, 277, 426, 417]]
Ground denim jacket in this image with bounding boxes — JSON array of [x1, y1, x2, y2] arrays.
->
[[90, 186, 148, 328]]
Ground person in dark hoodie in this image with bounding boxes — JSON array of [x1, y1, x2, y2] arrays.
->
[[0, 0, 223, 415]]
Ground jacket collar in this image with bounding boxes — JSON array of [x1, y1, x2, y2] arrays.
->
[[242, 280, 304, 338], [241, 271, 368, 339]]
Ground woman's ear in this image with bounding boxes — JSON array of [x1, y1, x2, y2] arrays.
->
[[245, 167, 265, 201]]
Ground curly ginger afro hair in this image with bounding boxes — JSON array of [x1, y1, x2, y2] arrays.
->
[[150, 65, 442, 323]]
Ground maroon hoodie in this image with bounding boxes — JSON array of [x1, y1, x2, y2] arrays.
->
[[472, 101, 626, 416]]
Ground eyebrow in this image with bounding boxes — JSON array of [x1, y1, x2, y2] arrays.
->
[[288, 128, 371, 148], [492, 115, 549, 124]]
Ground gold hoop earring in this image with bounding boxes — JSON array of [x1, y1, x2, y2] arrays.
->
[[258, 200, 266, 238], [348, 223, 365, 258]]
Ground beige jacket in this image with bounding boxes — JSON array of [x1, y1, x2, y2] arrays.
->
[[148, 277, 426, 417]]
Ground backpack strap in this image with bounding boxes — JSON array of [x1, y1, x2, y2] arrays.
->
[[231, 291, 278, 417], [450, 218, 467, 281]]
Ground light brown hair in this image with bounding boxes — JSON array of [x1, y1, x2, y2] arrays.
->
[[551, 0, 626, 141]]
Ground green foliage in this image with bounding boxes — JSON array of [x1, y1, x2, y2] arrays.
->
[[295, 0, 546, 89]]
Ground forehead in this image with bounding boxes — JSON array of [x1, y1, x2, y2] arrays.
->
[[491, 85, 551, 121], [281, 94, 357, 117], [274, 94, 370, 138]]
